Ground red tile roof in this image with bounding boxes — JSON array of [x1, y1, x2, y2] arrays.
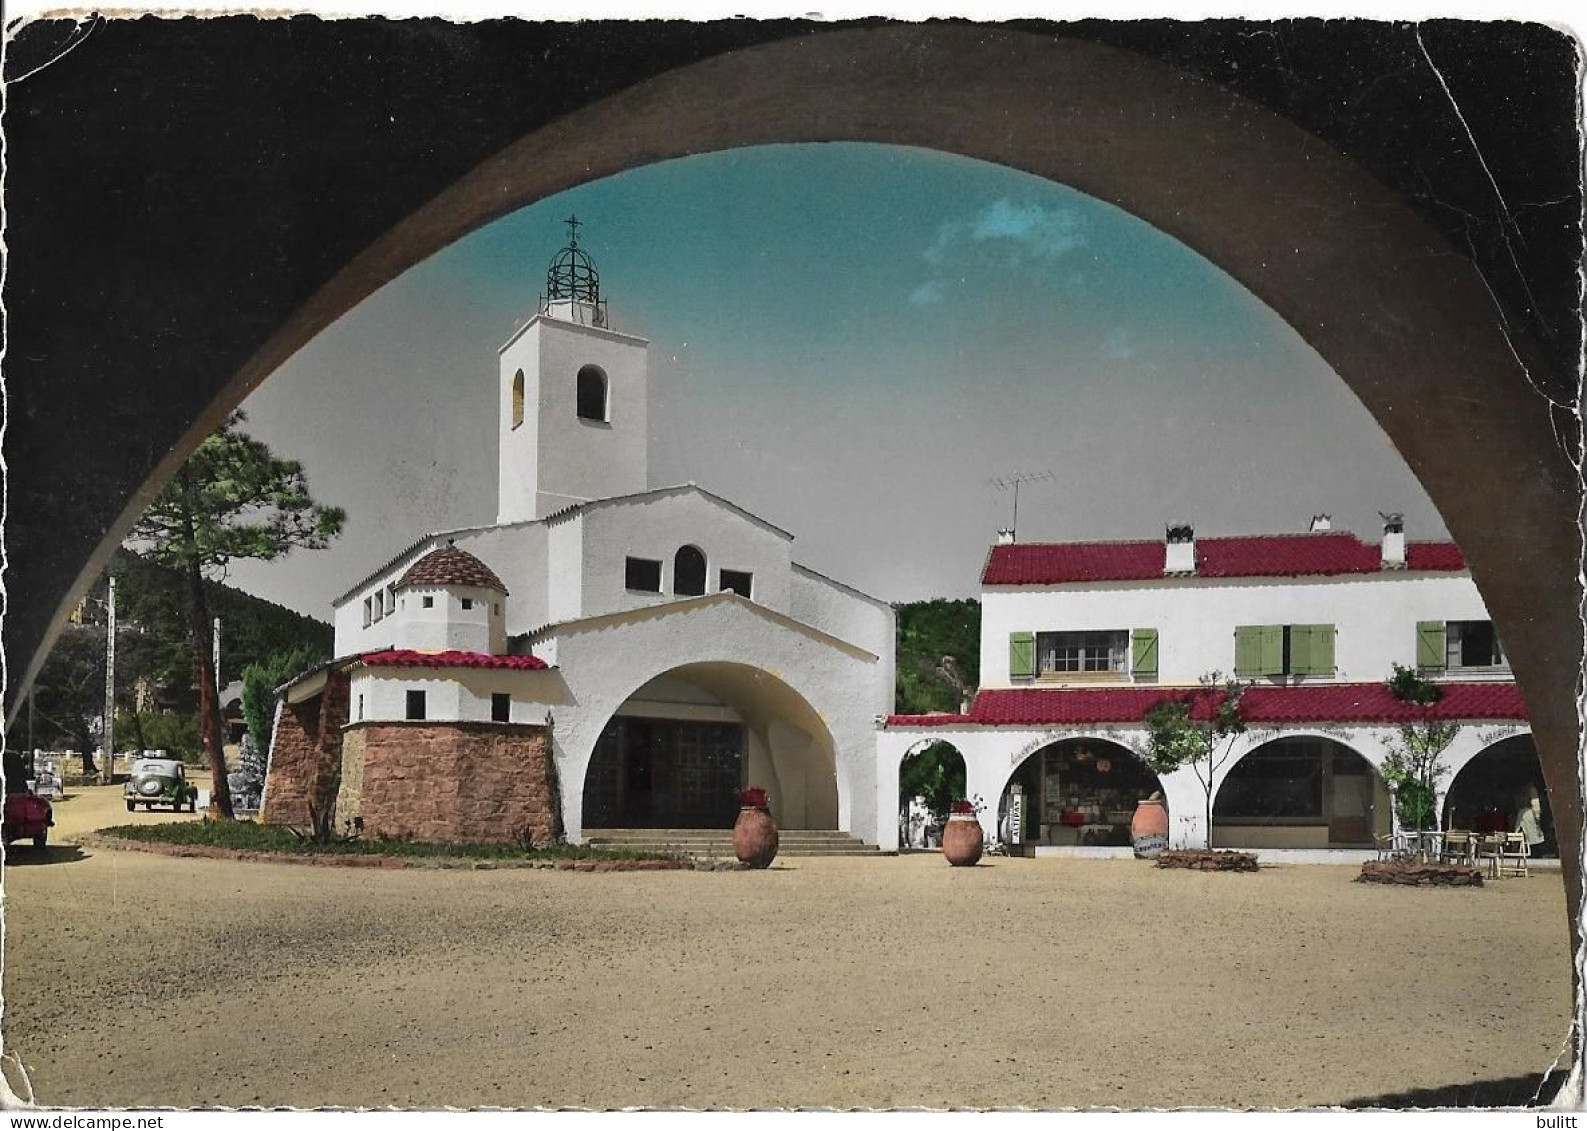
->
[[885, 682, 1526, 728], [982, 533, 1465, 585], [397, 546, 509, 594], [359, 649, 547, 671]]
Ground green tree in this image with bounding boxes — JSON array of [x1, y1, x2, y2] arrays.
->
[[1381, 664, 1458, 831], [1143, 673, 1248, 846], [895, 599, 981, 714], [129, 412, 344, 819], [241, 642, 327, 757], [899, 742, 967, 819]]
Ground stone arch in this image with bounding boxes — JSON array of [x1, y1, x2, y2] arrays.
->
[[998, 735, 1168, 849], [1212, 733, 1388, 850]]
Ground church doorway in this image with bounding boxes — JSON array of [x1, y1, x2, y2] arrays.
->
[[579, 663, 840, 831], [584, 716, 744, 829]]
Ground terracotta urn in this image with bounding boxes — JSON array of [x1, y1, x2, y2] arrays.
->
[[1131, 795, 1170, 859], [942, 812, 984, 867], [733, 796, 779, 869]]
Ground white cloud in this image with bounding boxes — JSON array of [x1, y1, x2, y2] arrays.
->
[[909, 278, 948, 306], [970, 198, 1085, 261]]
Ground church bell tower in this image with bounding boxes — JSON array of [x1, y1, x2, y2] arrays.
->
[[497, 217, 650, 524]]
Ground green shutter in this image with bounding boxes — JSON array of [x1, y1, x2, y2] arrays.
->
[[1131, 628, 1159, 677], [1416, 621, 1447, 670], [1288, 625, 1310, 675], [1260, 625, 1285, 676], [1234, 626, 1262, 677], [1290, 625, 1335, 675], [1009, 631, 1035, 679]]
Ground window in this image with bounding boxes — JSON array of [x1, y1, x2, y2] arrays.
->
[[511, 369, 525, 429], [362, 598, 372, 627], [1036, 630, 1129, 675], [461, 597, 473, 610], [625, 557, 662, 592], [422, 595, 434, 609], [577, 364, 608, 422], [405, 690, 427, 721], [719, 569, 753, 599], [356, 694, 364, 721], [1419, 620, 1506, 671], [673, 545, 707, 596], [371, 592, 384, 623], [491, 693, 511, 723], [384, 586, 395, 615], [1234, 624, 1336, 678]]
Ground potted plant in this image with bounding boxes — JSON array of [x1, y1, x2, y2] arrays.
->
[[733, 786, 779, 869], [942, 798, 984, 867]]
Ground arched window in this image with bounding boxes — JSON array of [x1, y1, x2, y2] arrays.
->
[[673, 545, 706, 596], [577, 364, 608, 422], [511, 370, 525, 429]]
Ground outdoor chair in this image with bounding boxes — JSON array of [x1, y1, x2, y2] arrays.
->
[[1499, 832, 1530, 878], [1439, 830, 1473, 867], [1476, 833, 1504, 879], [1373, 833, 1396, 861]]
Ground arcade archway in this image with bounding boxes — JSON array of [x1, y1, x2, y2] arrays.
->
[[1444, 735, 1557, 858], [1001, 737, 1166, 849], [1213, 736, 1388, 849]]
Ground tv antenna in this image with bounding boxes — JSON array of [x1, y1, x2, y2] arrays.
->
[[989, 470, 1055, 538]]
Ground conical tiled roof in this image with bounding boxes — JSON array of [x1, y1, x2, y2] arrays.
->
[[397, 545, 508, 595]]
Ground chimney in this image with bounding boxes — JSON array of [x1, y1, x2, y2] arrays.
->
[[1309, 514, 1332, 532], [996, 528, 1016, 545], [1380, 512, 1406, 568], [1164, 523, 1196, 574]]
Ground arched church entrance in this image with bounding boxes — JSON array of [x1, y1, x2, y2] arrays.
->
[[580, 662, 838, 832], [1212, 737, 1387, 849], [897, 739, 967, 849], [1001, 738, 1165, 849], [1444, 735, 1556, 858]]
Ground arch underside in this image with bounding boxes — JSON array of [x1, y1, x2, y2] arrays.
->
[[8, 22, 1580, 1059]]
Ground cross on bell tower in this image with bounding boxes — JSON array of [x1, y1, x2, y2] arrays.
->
[[546, 214, 601, 306]]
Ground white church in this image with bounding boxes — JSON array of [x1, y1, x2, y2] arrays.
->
[[263, 223, 894, 847]]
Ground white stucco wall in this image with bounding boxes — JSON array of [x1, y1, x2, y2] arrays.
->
[[350, 667, 566, 725], [545, 513, 585, 625], [980, 571, 1493, 688], [533, 595, 881, 842], [574, 489, 795, 621], [790, 564, 896, 717], [497, 314, 650, 524], [389, 584, 505, 654]]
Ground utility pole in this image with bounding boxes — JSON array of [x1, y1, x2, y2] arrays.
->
[[101, 576, 116, 785]]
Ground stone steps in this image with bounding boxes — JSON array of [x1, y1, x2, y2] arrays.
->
[[582, 828, 884, 857]]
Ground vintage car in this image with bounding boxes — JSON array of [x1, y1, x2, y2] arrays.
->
[[3, 750, 53, 849], [124, 758, 199, 812]]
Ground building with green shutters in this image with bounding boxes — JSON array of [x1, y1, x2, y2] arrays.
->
[[879, 516, 1543, 858]]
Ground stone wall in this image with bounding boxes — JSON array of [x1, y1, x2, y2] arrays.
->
[[334, 727, 368, 828], [357, 721, 559, 846], [261, 670, 350, 831]]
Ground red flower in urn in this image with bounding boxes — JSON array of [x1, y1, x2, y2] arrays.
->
[[942, 797, 984, 867], [733, 785, 779, 869]]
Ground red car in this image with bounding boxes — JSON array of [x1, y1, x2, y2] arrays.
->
[[3, 750, 53, 850], [3, 790, 53, 850]]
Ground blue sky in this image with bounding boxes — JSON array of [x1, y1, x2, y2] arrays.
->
[[230, 143, 1444, 616]]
